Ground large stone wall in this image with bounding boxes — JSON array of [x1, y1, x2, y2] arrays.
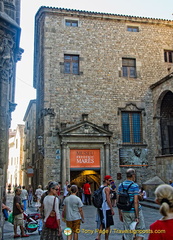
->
[[150, 74, 173, 181], [34, 8, 173, 186], [0, 0, 22, 238]]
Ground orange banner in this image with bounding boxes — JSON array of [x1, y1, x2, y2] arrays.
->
[[70, 149, 100, 168]]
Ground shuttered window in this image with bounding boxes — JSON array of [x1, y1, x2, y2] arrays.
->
[[122, 58, 136, 78], [122, 112, 142, 144]]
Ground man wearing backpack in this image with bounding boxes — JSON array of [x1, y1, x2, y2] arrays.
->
[[95, 175, 114, 240], [117, 168, 145, 240]]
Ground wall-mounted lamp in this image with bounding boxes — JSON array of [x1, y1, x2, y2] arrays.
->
[[37, 136, 44, 156]]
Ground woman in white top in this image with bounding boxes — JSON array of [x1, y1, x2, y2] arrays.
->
[[35, 185, 43, 208], [40, 182, 62, 240]]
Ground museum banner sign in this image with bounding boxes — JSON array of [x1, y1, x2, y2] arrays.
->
[[70, 149, 100, 168]]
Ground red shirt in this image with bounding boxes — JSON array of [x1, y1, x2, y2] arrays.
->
[[83, 183, 91, 195], [148, 219, 173, 240]]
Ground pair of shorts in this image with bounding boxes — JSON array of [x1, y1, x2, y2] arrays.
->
[[66, 219, 81, 233], [122, 210, 146, 240], [111, 192, 117, 199], [98, 209, 114, 229], [14, 213, 24, 226]]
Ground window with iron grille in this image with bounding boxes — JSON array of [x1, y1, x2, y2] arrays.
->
[[65, 19, 78, 27], [122, 112, 142, 144], [127, 26, 139, 32], [122, 58, 136, 78], [64, 55, 79, 74], [164, 50, 173, 63]]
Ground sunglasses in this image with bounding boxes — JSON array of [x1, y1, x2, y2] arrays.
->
[[108, 179, 113, 182], [52, 188, 59, 191]]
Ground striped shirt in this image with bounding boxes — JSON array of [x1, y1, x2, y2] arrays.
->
[[118, 180, 141, 213]]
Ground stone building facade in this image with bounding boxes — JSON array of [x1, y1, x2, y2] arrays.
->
[[23, 99, 36, 187], [0, 0, 22, 237], [7, 124, 24, 190], [150, 73, 173, 182], [33, 7, 173, 190]]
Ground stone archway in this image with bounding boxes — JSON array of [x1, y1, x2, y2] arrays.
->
[[160, 91, 173, 154]]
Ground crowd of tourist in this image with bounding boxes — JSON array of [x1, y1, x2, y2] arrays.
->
[[3, 169, 173, 239]]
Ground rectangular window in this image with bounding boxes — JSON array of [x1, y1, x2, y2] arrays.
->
[[122, 58, 136, 78], [127, 26, 139, 32], [65, 19, 78, 27], [64, 55, 79, 74], [122, 112, 142, 144], [164, 50, 173, 63]]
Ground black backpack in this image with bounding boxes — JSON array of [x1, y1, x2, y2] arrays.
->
[[92, 186, 106, 208], [117, 182, 134, 211]]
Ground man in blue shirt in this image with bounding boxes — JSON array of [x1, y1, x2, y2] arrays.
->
[[118, 168, 145, 240], [169, 179, 173, 187]]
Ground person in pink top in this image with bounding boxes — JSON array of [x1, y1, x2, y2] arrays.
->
[[148, 184, 173, 240], [83, 181, 91, 205]]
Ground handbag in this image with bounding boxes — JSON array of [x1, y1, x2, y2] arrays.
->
[[45, 197, 59, 229]]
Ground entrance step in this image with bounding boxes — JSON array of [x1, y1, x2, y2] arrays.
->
[[140, 198, 159, 210]]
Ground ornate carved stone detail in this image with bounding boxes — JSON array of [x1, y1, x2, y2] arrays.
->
[[59, 122, 113, 137], [9, 101, 17, 112], [118, 103, 146, 115], [15, 47, 24, 62], [81, 124, 96, 134], [41, 108, 55, 117], [0, 30, 14, 82]]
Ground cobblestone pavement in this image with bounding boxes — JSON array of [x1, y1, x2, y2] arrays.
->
[[3, 193, 161, 240]]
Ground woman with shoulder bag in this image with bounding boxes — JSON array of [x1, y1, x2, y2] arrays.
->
[[40, 182, 63, 240]]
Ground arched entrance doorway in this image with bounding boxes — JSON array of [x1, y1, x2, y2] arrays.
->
[[59, 118, 112, 188], [160, 91, 173, 154], [70, 170, 100, 192]]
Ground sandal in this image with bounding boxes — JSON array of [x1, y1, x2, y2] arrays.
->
[[21, 234, 29, 238], [14, 235, 20, 238]]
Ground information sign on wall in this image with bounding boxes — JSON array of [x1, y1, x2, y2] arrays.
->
[[70, 149, 100, 168], [27, 166, 34, 177]]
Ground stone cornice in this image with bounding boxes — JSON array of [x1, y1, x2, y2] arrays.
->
[[150, 72, 173, 90], [35, 6, 173, 26]]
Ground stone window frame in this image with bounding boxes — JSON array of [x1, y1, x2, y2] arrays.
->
[[63, 17, 80, 27], [164, 50, 173, 63], [127, 26, 139, 32], [122, 58, 137, 78], [64, 54, 79, 74], [59, 51, 83, 75], [118, 103, 146, 146]]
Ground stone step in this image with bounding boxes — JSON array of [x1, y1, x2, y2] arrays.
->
[[140, 200, 160, 210], [144, 198, 156, 203]]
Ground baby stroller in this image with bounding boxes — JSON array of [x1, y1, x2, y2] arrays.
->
[[23, 212, 42, 235]]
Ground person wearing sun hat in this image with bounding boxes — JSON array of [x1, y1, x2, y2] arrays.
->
[[95, 175, 114, 240]]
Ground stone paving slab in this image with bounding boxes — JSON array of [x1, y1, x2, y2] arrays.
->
[[3, 194, 161, 240]]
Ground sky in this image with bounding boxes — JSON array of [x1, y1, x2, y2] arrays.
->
[[11, 0, 173, 129]]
